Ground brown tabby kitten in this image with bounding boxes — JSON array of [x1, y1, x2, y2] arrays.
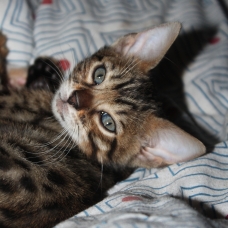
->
[[52, 22, 205, 168], [0, 22, 205, 228]]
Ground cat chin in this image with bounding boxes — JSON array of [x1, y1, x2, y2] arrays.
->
[[52, 94, 88, 149], [52, 80, 73, 123], [55, 96, 68, 118]]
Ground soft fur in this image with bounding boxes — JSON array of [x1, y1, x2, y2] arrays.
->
[[0, 22, 205, 227]]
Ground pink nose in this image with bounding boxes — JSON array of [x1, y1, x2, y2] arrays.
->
[[67, 90, 93, 110]]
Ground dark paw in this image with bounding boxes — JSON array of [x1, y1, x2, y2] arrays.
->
[[26, 57, 63, 93]]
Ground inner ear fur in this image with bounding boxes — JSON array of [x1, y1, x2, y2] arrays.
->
[[112, 22, 181, 72], [130, 115, 206, 169]]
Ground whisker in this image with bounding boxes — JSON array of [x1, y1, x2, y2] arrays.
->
[[44, 115, 56, 121], [119, 57, 139, 76], [121, 58, 141, 77], [40, 125, 77, 165], [26, 130, 73, 165], [27, 128, 69, 157], [41, 137, 72, 165], [56, 46, 69, 82], [52, 127, 77, 164], [95, 155, 104, 193], [33, 129, 68, 148], [163, 56, 179, 68], [40, 58, 64, 84], [119, 57, 133, 75]]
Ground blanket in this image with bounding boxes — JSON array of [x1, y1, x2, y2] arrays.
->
[[0, 0, 228, 227]]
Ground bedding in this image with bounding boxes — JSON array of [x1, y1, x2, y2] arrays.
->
[[1, 0, 228, 227]]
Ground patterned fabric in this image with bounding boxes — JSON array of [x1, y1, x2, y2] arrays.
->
[[1, 0, 228, 227], [0, 0, 33, 66]]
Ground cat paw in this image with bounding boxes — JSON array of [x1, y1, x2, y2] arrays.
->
[[26, 57, 63, 93]]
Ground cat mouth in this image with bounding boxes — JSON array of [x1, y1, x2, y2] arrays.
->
[[55, 94, 69, 121]]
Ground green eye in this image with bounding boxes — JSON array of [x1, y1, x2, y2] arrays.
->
[[94, 67, 106, 85], [101, 112, 115, 132]]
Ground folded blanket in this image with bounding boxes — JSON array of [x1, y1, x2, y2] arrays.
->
[[1, 0, 228, 227]]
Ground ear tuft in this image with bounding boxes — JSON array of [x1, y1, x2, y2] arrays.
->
[[112, 22, 181, 71], [132, 116, 206, 169]]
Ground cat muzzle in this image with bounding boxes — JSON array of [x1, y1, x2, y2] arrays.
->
[[67, 89, 93, 110]]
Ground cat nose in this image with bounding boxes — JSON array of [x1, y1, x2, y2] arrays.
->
[[67, 90, 92, 110], [67, 90, 79, 109]]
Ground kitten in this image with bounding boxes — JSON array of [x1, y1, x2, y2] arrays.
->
[[0, 22, 205, 228], [52, 22, 205, 168]]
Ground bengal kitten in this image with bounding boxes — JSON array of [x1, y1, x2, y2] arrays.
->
[[0, 22, 205, 228]]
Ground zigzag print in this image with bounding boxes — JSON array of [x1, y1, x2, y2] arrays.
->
[[1, 0, 228, 227], [0, 0, 33, 65]]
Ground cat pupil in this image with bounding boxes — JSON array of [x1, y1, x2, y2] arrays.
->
[[94, 66, 105, 85], [101, 112, 115, 132]]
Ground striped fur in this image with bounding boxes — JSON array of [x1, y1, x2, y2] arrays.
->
[[53, 47, 158, 166], [0, 34, 131, 228], [53, 23, 205, 169], [0, 88, 131, 228], [0, 23, 206, 227]]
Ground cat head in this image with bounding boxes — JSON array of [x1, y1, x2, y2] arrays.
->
[[52, 22, 206, 169]]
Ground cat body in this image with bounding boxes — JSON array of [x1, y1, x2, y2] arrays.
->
[[0, 88, 131, 228], [0, 22, 206, 227]]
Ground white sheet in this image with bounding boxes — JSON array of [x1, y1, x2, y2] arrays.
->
[[0, 0, 228, 227]]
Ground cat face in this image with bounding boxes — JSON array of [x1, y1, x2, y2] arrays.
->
[[52, 22, 206, 168], [52, 47, 156, 166]]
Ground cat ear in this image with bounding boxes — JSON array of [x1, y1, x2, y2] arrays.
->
[[132, 116, 206, 168], [112, 22, 181, 71]]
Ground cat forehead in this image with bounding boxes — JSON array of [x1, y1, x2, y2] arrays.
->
[[71, 47, 144, 87], [75, 47, 122, 72]]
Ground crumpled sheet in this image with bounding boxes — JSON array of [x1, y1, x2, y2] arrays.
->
[[0, 0, 228, 227]]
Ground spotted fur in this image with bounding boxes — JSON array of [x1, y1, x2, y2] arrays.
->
[[53, 48, 158, 166], [0, 88, 132, 228], [0, 22, 206, 228], [0, 33, 131, 228]]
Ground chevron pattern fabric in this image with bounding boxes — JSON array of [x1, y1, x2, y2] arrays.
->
[[0, 0, 33, 66], [1, 0, 228, 227]]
